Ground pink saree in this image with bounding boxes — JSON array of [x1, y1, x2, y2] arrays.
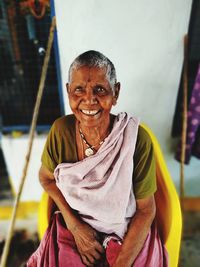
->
[[27, 212, 168, 267]]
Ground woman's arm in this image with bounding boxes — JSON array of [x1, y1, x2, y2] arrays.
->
[[39, 165, 79, 229], [113, 195, 156, 267], [39, 165, 104, 266]]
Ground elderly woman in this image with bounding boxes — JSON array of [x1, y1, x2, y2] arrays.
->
[[27, 50, 168, 267]]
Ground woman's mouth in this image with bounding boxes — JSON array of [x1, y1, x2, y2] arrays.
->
[[80, 109, 101, 116]]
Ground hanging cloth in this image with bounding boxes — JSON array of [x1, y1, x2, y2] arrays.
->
[[176, 63, 200, 163]]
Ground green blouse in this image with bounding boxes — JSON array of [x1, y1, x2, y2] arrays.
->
[[41, 114, 157, 199]]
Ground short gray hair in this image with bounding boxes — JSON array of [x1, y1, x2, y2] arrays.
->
[[68, 50, 117, 89]]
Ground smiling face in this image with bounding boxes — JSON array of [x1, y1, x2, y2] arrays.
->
[[67, 65, 120, 128]]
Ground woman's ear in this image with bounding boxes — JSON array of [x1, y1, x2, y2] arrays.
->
[[113, 82, 120, 105], [66, 83, 69, 93]]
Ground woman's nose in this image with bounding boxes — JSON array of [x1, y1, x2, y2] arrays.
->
[[84, 90, 97, 104]]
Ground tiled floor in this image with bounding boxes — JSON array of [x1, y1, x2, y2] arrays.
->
[[180, 234, 200, 267], [179, 211, 200, 267]]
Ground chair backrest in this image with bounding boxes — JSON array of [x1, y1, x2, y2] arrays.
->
[[38, 124, 182, 267], [141, 124, 182, 267], [38, 191, 54, 240]]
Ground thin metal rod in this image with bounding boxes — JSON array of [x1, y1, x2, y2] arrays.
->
[[0, 16, 56, 267]]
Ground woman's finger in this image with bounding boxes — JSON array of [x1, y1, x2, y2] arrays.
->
[[91, 249, 101, 260], [81, 255, 93, 267], [94, 240, 105, 254], [86, 253, 96, 265]]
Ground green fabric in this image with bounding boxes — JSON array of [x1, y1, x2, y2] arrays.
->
[[133, 126, 157, 199], [41, 114, 157, 199]]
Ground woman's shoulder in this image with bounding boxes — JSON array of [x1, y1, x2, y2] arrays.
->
[[136, 125, 153, 150], [52, 114, 75, 132]]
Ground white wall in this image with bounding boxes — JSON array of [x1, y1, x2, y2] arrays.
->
[[54, 0, 199, 195], [55, 0, 191, 147], [1, 135, 45, 201]]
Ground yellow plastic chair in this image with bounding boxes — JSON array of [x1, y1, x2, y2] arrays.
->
[[141, 124, 182, 267], [38, 124, 182, 267]]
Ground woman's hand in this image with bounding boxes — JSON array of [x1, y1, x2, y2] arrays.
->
[[70, 222, 105, 266]]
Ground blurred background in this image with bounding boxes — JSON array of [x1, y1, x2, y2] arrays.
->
[[0, 0, 200, 266]]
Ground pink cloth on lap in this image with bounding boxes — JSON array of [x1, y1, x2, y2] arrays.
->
[[27, 213, 85, 267], [27, 213, 168, 267]]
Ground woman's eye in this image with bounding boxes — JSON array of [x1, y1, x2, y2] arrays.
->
[[74, 87, 84, 94], [95, 87, 106, 94]]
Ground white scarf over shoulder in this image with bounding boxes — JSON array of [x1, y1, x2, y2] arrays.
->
[[54, 112, 140, 238]]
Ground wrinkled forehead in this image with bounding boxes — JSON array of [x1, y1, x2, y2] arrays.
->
[[69, 65, 111, 85]]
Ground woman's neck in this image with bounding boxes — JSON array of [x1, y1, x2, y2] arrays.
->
[[76, 114, 115, 146], [79, 120, 110, 146]]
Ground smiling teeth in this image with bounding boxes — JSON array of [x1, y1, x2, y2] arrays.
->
[[82, 110, 99, 115]]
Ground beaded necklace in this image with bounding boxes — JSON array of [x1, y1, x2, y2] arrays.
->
[[79, 127, 105, 157]]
